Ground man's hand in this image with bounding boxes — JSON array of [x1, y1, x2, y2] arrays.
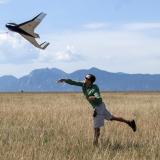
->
[[87, 96, 96, 101], [57, 79, 65, 83]]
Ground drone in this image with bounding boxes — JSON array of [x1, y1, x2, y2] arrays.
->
[[6, 12, 50, 50]]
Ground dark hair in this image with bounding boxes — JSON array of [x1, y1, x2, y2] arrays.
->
[[85, 74, 96, 84]]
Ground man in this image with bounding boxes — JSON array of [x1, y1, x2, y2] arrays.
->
[[57, 74, 136, 146]]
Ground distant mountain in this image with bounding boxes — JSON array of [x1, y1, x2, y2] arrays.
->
[[0, 67, 160, 92]]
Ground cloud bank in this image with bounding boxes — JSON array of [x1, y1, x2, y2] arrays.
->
[[0, 21, 160, 77], [0, 32, 38, 64]]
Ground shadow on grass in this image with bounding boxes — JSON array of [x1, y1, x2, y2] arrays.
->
[[100, 139, 143, 151]]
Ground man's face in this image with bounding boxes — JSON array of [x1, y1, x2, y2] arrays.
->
[[84, 76, 92, 86]]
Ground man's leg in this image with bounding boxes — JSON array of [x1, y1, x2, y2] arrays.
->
[[93, 128, 100, 146], [111, 115, 136, 132], [111, 115, 130, 123]]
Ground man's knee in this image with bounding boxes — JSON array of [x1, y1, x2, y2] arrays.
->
[[110, 115, 116, 121], [95, 128, 100, 137]]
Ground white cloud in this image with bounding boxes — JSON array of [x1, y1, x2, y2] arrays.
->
[[36, 44, 83, 63], [0, 32, 39, 64], [55, 45, 83, 61], [123, 22, 160, 31]]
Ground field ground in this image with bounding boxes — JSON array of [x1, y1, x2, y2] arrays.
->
[[0, 92, 160, 160]]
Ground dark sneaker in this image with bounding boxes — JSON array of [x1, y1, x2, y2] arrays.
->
[[128, 120, 136, 132]]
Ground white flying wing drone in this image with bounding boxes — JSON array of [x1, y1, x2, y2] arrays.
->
[[6, 12, 50, 49]]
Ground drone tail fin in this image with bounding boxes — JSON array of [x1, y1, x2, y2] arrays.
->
[[40, 42, 50, 49], [34, 33, 40, 38]]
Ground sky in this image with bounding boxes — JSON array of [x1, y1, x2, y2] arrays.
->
[[0, 0, 160, 77]]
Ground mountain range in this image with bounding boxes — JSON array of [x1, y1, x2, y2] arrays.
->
[[0, 67, 160, 92]]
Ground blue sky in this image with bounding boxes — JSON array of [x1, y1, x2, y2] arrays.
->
[[0, 0, 160, 77]]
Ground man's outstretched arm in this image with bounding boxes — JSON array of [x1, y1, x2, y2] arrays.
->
[[57, 79, 83, 87]]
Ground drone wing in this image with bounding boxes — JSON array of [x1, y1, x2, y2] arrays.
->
[[20, 33, 49, 50], [18, 12, 46, 35]]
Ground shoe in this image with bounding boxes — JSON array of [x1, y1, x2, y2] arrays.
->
[[128, 120, 136, 132]]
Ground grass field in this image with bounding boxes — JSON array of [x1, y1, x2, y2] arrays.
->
[[0, 92, 159, 160]]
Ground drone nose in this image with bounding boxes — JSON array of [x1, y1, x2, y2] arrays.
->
[[6, 24, 9, 28]]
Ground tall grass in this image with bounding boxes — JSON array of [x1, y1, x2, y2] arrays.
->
[[0, 92, 159, 160]]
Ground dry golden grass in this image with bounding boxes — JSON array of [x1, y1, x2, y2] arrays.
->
[[0, 92, 160, 160]]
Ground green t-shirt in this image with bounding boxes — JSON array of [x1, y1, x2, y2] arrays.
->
[[64, 79, 102, 108]]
